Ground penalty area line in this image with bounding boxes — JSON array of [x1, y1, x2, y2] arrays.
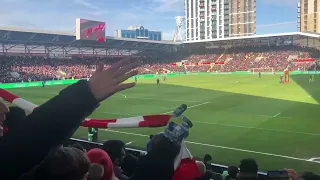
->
[[273, 112, 282, 117], [161, 102, 210, 114], [101, 129, 319, 164]]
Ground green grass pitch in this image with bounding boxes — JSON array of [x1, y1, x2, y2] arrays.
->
[[3, 74, 320, 173]]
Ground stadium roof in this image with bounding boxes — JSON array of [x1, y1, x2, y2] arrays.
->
[[0, 26, 179, 51], [1, 26, 319, 56], [183, 32, 320, 49]]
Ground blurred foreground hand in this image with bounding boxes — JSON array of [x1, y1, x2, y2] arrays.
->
[[89, 57, 139, 102]]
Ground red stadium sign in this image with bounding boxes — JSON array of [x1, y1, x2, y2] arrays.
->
[[293, 58, 314, 63]]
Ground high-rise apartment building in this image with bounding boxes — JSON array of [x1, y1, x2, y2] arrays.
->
[[185, 0, 256, 42], [299, 0, 320, 33]]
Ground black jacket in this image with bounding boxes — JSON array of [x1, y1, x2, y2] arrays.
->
[[0, 80, 99, 179]]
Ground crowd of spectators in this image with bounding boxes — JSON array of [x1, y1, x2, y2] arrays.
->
[[0, 45, 319, 83], [188, 46, 319, 72]]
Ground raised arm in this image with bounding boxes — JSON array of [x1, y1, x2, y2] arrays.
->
[[0, 57, 138, 179]]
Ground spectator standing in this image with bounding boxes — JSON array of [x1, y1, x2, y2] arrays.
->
[[238, 158, 259, 180], [103, 140, 128, 180]]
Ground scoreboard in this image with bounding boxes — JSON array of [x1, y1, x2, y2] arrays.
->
[[76, 18, 106, 42]]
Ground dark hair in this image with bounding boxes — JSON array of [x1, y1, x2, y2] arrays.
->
[[239, 158, 258, 174], [3, 106, 26, 130], [203, 154, 212, 163], [70, 143, 86, 152], [34, 147, 90, 180], [102, 140, 125, 163], [228, 165, 239, 178], [121, 154, 138, 177]]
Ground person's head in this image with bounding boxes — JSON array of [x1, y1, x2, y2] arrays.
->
[[102, 140, 126, 166], [238, 158, 258, 178], [70, 143, 87, 153], [227, 165, 239, 178], [34, 147, 90, 180], [203, 154, 212, 163], [87, 148, 114, 180]]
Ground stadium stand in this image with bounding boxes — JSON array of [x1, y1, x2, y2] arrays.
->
[[0, 45, 319, 83], [0, 27, 320, 179]]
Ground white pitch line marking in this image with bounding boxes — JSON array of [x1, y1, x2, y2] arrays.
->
[[102, 129, 320, 164], [126, 141, 135, 145], [257, 114, 291, 119], [308, 157, 320, 161], [192, 121, 320, 136], [112, 96, 201, 103], [162, 102, 210, 114], [119, 94, 127, 98], [273, 112, 282, 117]]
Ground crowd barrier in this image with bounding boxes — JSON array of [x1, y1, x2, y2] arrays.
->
[[67, 138, 267, 179], [1, 71, 319, 89]]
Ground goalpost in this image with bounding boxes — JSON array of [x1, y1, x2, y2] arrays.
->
[[252, 68, 274, 74]]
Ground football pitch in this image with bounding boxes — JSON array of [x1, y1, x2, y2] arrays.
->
[[4, 74, 320, 173]]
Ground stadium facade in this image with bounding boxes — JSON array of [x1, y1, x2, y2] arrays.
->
[[185, 0, 256, 42], [298, 0, 320, 33], [114, 26, 162, 41]]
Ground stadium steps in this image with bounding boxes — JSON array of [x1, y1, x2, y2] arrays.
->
[[216, 49, 227, 62]]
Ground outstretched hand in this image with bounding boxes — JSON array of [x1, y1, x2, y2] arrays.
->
[[88, 57, 139, 102]]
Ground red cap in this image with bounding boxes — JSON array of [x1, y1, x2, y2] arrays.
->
[[87, 148, 114, 180]]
